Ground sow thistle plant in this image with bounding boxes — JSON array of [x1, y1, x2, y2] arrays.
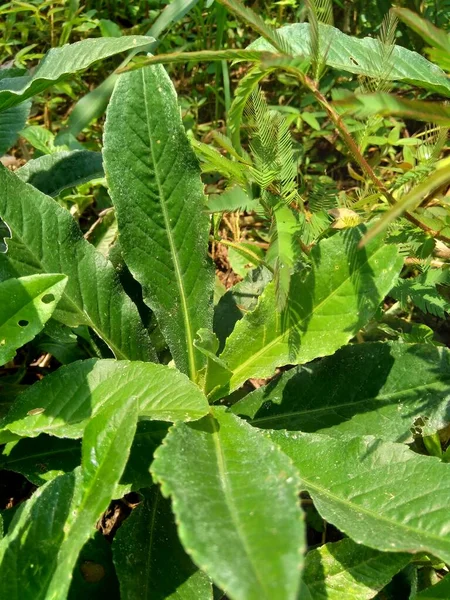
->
[[2, 1, 450, 598]]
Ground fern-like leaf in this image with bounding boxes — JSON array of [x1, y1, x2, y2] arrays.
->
[[306, 0, 334, 81], [390, 268, 450, 318]]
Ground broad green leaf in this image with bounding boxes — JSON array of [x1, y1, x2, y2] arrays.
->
[[20, 125, 58, 155], [232, 342, 450, 442], [415, 573, 450, 598], [271, 431, 450, 564], [227, 242, 264, 277], [16, 151, 104, 197], [336, 92, 450, 127], [104, 64, 214, 380], [0, 435, 80, 485], [0, 359, 209, 442], [249, 23, 450, 97], [151, 408, 304, 600], [0, 470, 78, 599], [0, 165, 155, 362], [0, 36, 155, 112], [0, 394, 139, 599], [302, 538, 410, 599], [113, 486, 213, 600], [0, 273, 67, 365], [0, 102, 30, 155], [45, 395, 139, 600], [219, 227, 403, 394], [0, 216, 11, 253], [194, 329, 232, 399]]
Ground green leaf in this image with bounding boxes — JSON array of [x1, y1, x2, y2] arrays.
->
[[104, 65, 214, 380], [0, 435, 81, 485], [61, 0, 201, 140], [16, 151, 104, 197], [213, 266, 272, 353], [151, 408, 304, 600], [0, 165, 155, 362], [219, 227, 403, 394], [0, 36, 155, 112], [393, 8, 450, 54], [231, 342, 450, 442], [415, 573, 450, 598], [271, 431, 450, 563], [302, 538, 411, 599], [0, 273, 67, 365], [45, 395, 139, 599], [249, 23, 450, 97], [113, 486, 213, 600], [0, 471, 78, 599], [361, 165, 450, 246], [0, 394, 139, 599], [207, 186, 257, 213], [0, 101, 30, 155], [336, 92, 450, 127], [20, 125, 58, 155], [0, 359, 209, 442], [228, 242, 264, 277]]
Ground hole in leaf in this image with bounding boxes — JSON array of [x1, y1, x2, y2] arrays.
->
[[41, 294, 55, 304], [18, 320, 29, 327]]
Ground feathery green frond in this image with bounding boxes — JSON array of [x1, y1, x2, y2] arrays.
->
[[207, 186, 260, 214], [306, 0, 334, 81], [391, 269, 450, 318], [228, 66, 276, 151], [191, 138, 247, 184], [212, 132, 251, 163], [357, 10, 398, 151], [308, 177, 339, 213]]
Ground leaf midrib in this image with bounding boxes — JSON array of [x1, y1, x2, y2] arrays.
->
[[251, 379, 450, 426], [228, 243, 396, 387], [303, 470, 450, 554], [141, 68, 196, 381], [210, 414, 271, 598]]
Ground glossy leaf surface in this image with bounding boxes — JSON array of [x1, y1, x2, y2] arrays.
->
[[302, 538, 410, 599], [232, 342, 450, 442], [0, 359, 209, 442], [152, 408, 304, 600], [220, 227, 402, 393], [104, 64, 213, 380], [0, 165, 154, 362], [271, 431, 450, 563], [0, 274, 67, 365]]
